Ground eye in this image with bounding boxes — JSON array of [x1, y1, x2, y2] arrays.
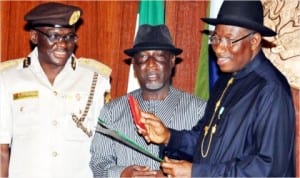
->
[[140, 54, 148, 60], [64, 34, 78, 42], [153, 54, 167, 62], [47, 33, 61, 42], [134, 54, 148, 64], [209, 36, 220, 44], [138, 54, 149, 62]]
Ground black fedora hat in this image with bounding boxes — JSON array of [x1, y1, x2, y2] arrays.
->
[[124, 24, 182, 57], [201, 1, 276, 36]]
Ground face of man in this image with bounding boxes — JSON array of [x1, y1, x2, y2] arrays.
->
[[211, 25, 261, 73], [30, 27, 77, 68], [133, 50, 175, 91]]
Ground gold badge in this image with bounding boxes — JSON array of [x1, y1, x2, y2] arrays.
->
[[13, 90, 39, 100], [104, 91, 111, 104], [69, 10, 81, 25]]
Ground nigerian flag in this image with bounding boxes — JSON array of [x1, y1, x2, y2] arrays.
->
[[139, 0, 164, 25], [194, 1, 222, 100], [127, 0, 165, 93]]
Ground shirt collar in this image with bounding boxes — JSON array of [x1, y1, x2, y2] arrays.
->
[[134, 86, 176, 101], [28, 47, 75, 72], [233, 50, 265, 80]]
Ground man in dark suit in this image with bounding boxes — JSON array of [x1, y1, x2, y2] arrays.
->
[[139, 1, 295, 177]]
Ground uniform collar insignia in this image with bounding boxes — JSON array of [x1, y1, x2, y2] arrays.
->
[[23, 57, 31, 68], [71, 56, 76, 70]]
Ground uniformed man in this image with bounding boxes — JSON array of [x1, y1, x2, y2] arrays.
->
[[0, 2, 111, 178]]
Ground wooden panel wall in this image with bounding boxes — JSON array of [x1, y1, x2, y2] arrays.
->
[[0, 1, 207, 99], [1, 1, 299, 175], [165, 1, 207, 92], [0, 1, 139, 99]]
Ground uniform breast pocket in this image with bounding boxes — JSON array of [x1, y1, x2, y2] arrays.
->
[[63, 92, 94, 141], [12, 97, 40, 136]]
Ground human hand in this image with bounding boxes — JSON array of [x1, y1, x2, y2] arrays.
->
[[138, 111, 170, 145], [120, 165, 157, 178], [154, 170, 167, 177], [160, 157, 192, 178]]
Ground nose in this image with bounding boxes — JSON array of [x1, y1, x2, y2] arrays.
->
[[212, 43, 227, 55], [56, 38, 68, 47], [145, 56, 158, 68]]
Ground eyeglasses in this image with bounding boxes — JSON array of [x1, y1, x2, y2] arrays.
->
[[209, 31, 255, 48], [34, 28, 78, 43], [133, 51, 172, 65]]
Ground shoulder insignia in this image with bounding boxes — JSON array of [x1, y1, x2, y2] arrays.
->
[[0, 58, 25, 72], [78, 57, 112, 78]]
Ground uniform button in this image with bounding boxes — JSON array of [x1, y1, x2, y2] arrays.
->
[[52, 151, 58, 157], [53, 91, 58, 96], [52, 120, 58, 126]]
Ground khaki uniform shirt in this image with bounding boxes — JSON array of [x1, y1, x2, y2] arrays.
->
[[0, 47, 111, 178]]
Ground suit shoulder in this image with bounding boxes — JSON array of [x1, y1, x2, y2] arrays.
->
[[0, 58, 25, 72], [77, 57, 111, 78]]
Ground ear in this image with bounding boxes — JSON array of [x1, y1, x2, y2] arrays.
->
[[131, 58, 139, 78], [250, 32, 262, 50], [30, 30, 38, 44], [132, 58, 138, 71], [170, 55, 176, 67]]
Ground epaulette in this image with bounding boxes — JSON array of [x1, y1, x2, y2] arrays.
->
[[0, 58, 26, 72], [77, 57, 111, 78]]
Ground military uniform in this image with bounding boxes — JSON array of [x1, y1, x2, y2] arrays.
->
[[0, 3, 112, 177], [0, 47, 111, 178]]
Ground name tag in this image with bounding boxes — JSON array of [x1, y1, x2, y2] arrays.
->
[[13, 90, 39, 100]]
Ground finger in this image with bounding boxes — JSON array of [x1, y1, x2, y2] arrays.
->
[[134, 165, 150, 171], [136, 126, 149, 138], [141, 111, 159, 122], [140, 111, 151, 118], [164, 156, 170, 162], [161, 161, 174, 169], [137, 129, 143, 135], [164, 157, 181, 163], [168, 159, 181, 163], [145, 135, 152, 143], [137, 127, 147, 135], [140, 112, 146, 124], [133, 170, 157, 177], [161, 166, 172, 177]]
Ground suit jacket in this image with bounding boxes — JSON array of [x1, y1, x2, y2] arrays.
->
[[163, 50, 295, 177]]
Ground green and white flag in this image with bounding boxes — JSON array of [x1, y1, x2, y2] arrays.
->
[[127, 0, 165, 92], [194, 1, 222, 100]]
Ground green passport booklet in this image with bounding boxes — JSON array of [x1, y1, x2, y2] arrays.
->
[[96, 118, 163, 162]]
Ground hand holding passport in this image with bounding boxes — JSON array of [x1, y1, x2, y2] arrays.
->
[[95, 95, 162, 162]]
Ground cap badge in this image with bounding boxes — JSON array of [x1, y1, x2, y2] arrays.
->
[[69, 10, 81, 25]]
